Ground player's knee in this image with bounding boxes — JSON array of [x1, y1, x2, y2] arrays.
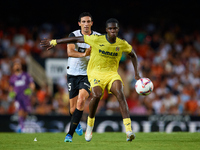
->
[[70, 101, 77, 113], [116, 91, 125, 101], [70, 107, 76, 114], [77, 99, 85, 108], [92, 92, 102, 100]]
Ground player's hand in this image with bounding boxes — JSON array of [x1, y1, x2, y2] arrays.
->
[[24, 88, 32, 96], [84, 47, 91, 56], [9, 91, 16, 99], [40, 38, 55, 50], [135, 73, 141, 80]]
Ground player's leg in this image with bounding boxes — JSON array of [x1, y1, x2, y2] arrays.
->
[[110, 80, 129, 118], [68, 89, 89, 137], [65, 75, 91, 142], [17, 109, 26, 133], [85, 86, 103, 142], [110, 80, 135, 141], [64, 96, 78, 142], [65, 98, 79, 142], [17, 98, 30, 133], [68, 74, 79, 116], [89, 86, 103, 118], [65, 75, 79, 142], [68, 75, 90, 137], [69, 96, 78, 115]]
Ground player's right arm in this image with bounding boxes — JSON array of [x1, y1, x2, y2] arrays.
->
[[67, 44, 91, 57], [40, 36, 84, 50], [67, 32, 91, 57], [8, 85, 16, 99]]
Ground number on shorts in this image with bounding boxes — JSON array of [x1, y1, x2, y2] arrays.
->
[[68, 83, 71, 91]]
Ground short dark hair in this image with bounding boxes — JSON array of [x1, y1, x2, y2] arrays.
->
[[78, 12, 93, 22], [106, 18, 119, 27]]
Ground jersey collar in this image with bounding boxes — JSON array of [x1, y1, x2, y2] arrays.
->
[[80, 30, 93, 35], [106, 34, 116, 44]]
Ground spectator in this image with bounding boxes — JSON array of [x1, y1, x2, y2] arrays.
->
[[185, 94, 198, 115], [53, 85, 69, 115], [161, 91, 180, 114]]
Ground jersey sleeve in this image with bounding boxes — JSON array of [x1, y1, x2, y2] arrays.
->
[[26, 73, 34, 84], [68, 32, 75, 38], [122, 40, 132, 54], [83, 34, 97, 47], [68, 32, 75, 44]]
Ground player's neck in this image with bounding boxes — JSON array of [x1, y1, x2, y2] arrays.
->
[[15, 71, 22, 76], [81, 30, 92, 35], [106, 34, 116, 43]]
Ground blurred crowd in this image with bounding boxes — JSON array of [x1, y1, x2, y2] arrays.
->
[[0, 21, 200, 116]]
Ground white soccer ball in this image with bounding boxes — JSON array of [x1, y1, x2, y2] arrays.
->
[[135, 78, 153, 96]]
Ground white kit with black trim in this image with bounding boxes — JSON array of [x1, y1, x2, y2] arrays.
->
[[67, 29, 100, 75]]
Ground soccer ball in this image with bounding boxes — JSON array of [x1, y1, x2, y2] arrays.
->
[[135, 78, 153, 96]]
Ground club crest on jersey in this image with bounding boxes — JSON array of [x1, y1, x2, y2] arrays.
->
[[116, 47, 120, 51], [94, 79, 100, 84]]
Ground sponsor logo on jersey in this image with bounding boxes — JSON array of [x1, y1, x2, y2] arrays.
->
[[78, 47, 86, 53], [99, 50, 118, 56], [15, 79, 25, 87], [99, 44, 104, 46]]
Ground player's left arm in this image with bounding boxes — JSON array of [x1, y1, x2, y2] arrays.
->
[[24, 82, 35, 96], [29, 82, 35, 91], [128, 50, 141, 80], [40, 36, 85, 50], [24, 74, 35, 96]]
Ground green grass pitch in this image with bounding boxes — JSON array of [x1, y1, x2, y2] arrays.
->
[[0, 132, 199, 150]]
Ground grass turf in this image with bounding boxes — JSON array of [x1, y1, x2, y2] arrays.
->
[[0, 132, 199, 150]]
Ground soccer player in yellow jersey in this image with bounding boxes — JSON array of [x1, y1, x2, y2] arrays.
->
[[41, 18, 141, 142]]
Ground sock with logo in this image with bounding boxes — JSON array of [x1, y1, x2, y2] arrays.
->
[[67, 108, 83, 136], [123, 118, 132, 132]]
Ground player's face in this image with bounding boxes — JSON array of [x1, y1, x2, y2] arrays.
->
[[106, 23, 119, 39], [78, 16, 93, 34], [13, 62, 22, 72]]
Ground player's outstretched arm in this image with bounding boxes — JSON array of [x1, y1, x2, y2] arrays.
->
[[128, 50, 141, 80], [40, 36, 84, 50]]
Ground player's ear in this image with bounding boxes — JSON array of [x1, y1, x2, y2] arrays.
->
[[106, 27, 108, 32], [78, 22, 81, 27]]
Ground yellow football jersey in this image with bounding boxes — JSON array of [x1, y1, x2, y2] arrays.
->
[[84, 34, 132, 75]]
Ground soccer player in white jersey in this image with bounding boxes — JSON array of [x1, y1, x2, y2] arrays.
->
[[64, 12, 100, 142]]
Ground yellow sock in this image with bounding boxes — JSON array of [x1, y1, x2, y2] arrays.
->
[[123, 118, 132, 132], [87, 116, 95, 127]]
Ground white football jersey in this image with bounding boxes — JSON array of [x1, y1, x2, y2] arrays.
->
[[67, 30, 100, 75]]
